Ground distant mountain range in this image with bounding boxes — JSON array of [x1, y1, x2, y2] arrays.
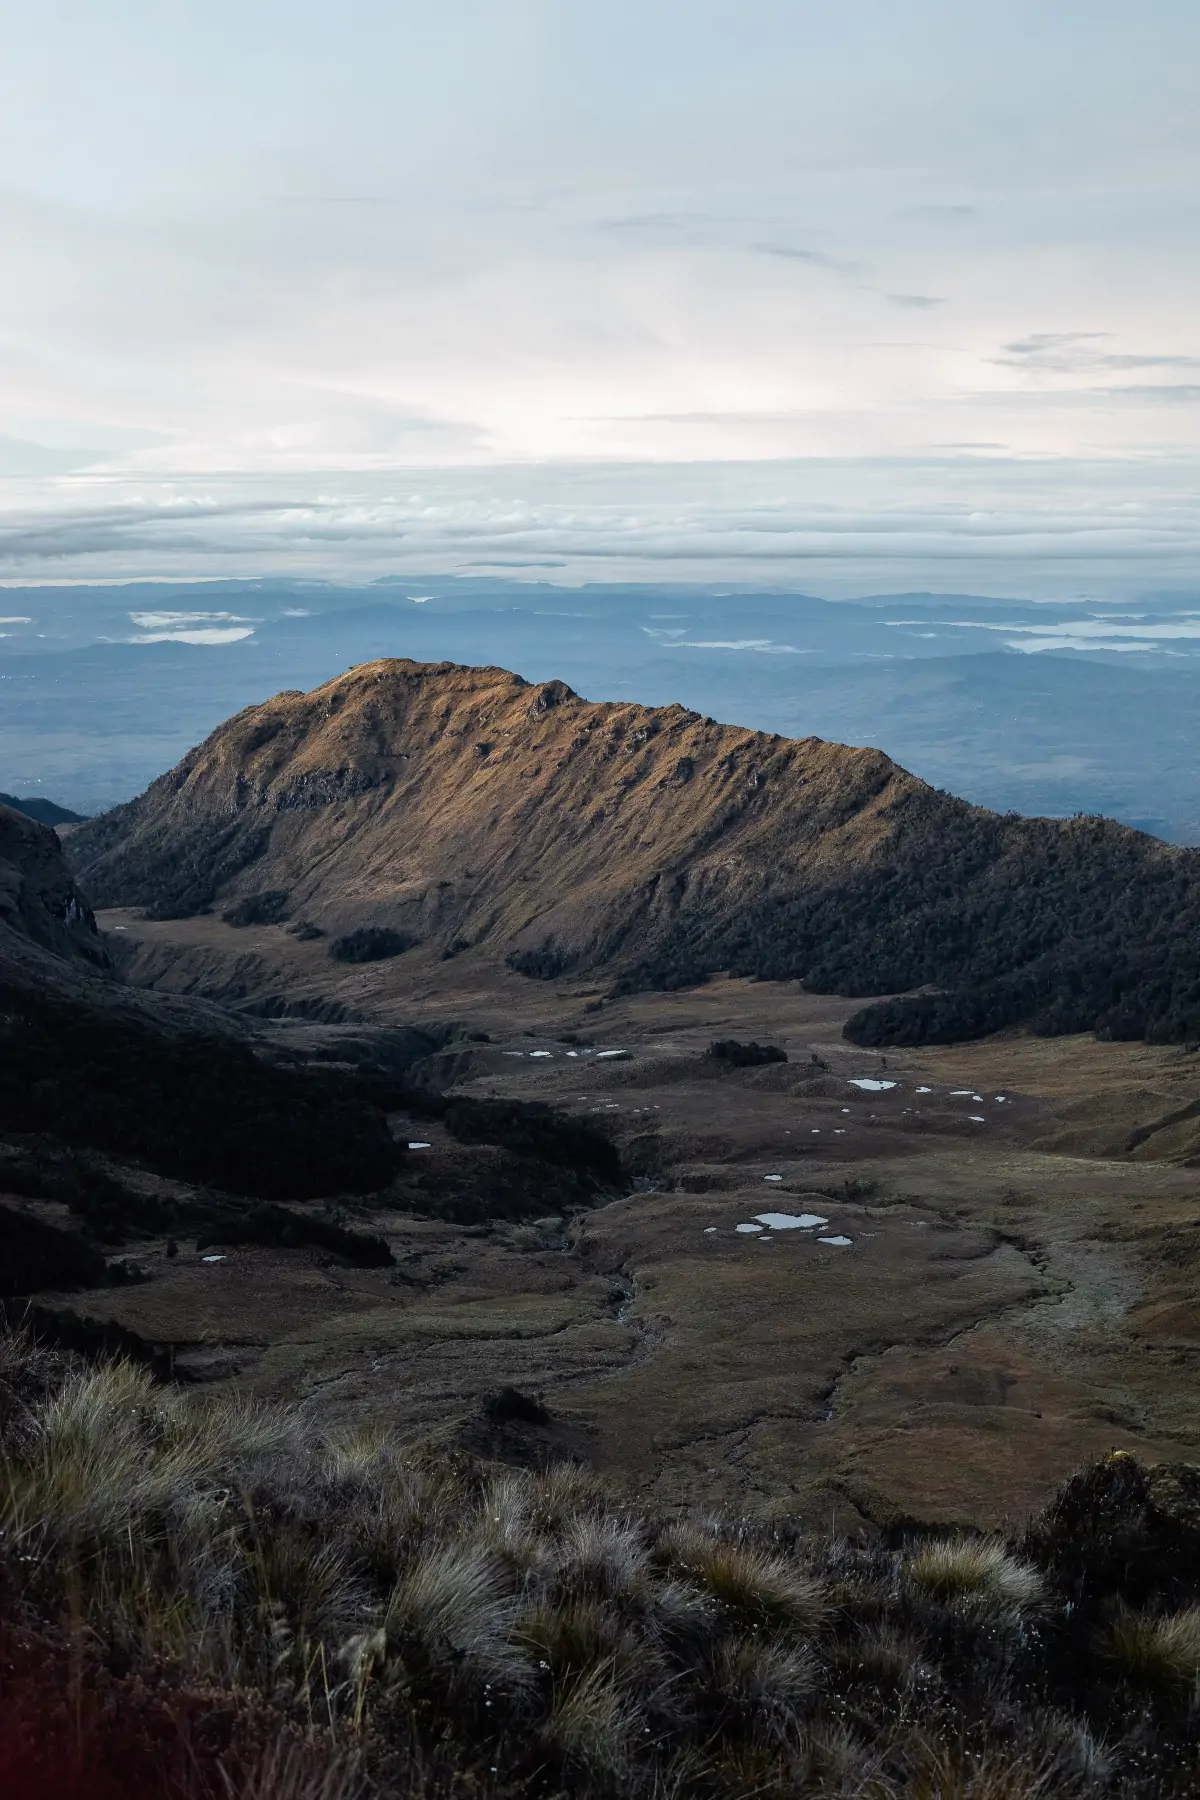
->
[[69, 657, 1200, 1047], [0, 792, 85, 826], [5, 576, 1200, 840]]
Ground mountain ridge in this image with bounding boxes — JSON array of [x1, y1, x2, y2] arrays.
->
[[67, 657, 1200, 1045], [0, 792, 87, 827]]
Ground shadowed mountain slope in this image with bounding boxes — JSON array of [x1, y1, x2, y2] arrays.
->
[[0, 805, 406, 1199], [0, 792, 86, 827], [69, 658, 1200, 1045], [0, 802, 105, 971]]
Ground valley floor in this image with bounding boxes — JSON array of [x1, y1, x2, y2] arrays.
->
[[52, 910, 1200, 1530]]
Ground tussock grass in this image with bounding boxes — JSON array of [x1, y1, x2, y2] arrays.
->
[[1, 1331, 1199, 1798], [1103, 1604, 1200, 1697], [703, 1632, 815, 1744], [904, 1536, 1045, 1622], [884, 1742, 1066, 1799], [384, 1540, 528, 1692], [541, 1658, 637, 1780], [556, 1511, 649, 1599], [223, 1739, 367, 1800], [662, 1529, 825, 1631]]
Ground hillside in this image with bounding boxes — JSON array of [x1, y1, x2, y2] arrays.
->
[[0, 801, 105, 970], [0, 792, 86, 827], [0, 804, 412, 1202], [69, 657, 1200, 1045]]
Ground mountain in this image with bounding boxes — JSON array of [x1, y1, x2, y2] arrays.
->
[[0, 791, 86, 827], [0, 803, 406, 1202], [0, 800, 105, 970], [69, 658, 1200, 1046], [0, 801, 620, 1297]]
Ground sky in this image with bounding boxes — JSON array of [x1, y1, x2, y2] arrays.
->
[[1, 0, 1198, 592]]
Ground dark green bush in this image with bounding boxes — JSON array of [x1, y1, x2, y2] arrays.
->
[[329, 927, 416, 964]]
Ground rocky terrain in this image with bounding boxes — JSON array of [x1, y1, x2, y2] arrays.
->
[[69, 658, 1200, 1045]]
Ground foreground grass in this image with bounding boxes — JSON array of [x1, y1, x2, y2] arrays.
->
[[1, 1336, 1198, 1798]]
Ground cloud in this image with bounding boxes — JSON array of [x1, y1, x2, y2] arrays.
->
[[886, 293, 945, 310], [0, 436, 107, 477], [754, 243, 862, 276], [128, 610, 253, 628], [996, 332, 1110, 372], [2, 458, 1198, 601], [996, 334, 1200, 380], [129, 626, 256, 644]]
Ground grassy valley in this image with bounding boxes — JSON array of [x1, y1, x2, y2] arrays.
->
[[4, 663, 1200, 1795]]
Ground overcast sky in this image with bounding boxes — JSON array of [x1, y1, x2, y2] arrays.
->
[[2, 1, 1198, 591]]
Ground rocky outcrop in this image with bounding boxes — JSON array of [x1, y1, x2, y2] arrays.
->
[[0, 803, 106, 967]]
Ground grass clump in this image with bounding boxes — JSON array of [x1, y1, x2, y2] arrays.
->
[[905, 1535, 1045, 1622], [658, 1523, 825, 1631], [1103, 1604, 1200, 1698]]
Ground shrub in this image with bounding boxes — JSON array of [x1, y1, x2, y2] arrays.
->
[[506, 945, 570, 980], [329, 927, 416, 964], [706, 1040, 788, 1068], [222, 890, 291, 927]]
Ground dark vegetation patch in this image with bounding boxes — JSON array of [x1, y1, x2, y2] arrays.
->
[[385, 1093, 624, 1224], [483, 1385, 551, 1427], [329, 926, 416, 963], [3, 1334, 1200, 1798], [395, 1143, 609, 1226], [284, 918, 325, 940], [0, 976, 403, 1201], [0, 1205, 109, 1296], [506, 944, 570, 980], [0, 1144, 391, 1286], [439, 1096, 621, 1186], [0, 1146, 167, 1243], [626, 802, 1200, 1045], [221, 889, 290, 927], [194, 1201, 392, 1266], [237, 992, 362, 1022], [706, 1038, 788, 1067]]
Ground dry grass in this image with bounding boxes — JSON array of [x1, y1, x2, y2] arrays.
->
[[1103, 1605, 1200, 1697], [1, 1333, 1199, 1798], [660, 1529, 825, 1632], [904, 1536, 1045, 1623], [540, 1659, 638, 1781]]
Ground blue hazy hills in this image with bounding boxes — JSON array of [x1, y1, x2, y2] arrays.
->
[[3, 577, 1199, 842]]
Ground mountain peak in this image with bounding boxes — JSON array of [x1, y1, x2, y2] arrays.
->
[[67, 657, 1200, 1045]]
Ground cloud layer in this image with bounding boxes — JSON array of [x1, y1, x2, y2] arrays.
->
[[1, 1, 1198, 588]]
